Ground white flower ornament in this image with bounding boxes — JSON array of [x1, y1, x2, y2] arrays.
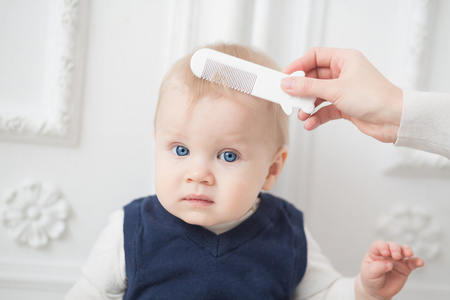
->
[[2, 181, 69, 248], [376, 204, 441, 260]]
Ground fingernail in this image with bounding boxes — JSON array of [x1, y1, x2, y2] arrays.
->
[[281, 77, 294, 91]]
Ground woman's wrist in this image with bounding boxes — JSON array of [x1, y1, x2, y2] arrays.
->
[[384, 85, 403, 143]]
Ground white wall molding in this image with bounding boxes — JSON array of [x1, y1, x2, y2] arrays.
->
[[381, 0, 449, 172], [394, 0, 433, 90], [0, 0, 88, 146], [166, 0, 256, 65], [381, 145, 450, 173], [0, 260, 79, 292], [165, 0, 198, 64]]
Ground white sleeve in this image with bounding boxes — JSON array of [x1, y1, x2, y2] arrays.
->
[[65, 210, 126, 300], [395, 89, 450, 159], [293, 228, 355, 300]]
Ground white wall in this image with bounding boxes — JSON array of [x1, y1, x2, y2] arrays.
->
[[1, 1, 449, 299]]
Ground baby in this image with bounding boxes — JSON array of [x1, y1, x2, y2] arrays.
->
[[66, 43, 424, 299]]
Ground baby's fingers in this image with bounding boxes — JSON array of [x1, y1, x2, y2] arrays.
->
[[369, 240, 391, 259], [369, 241, 412, 260], [405, 257, 425, 271], [387, 243, 416, 260], [399, 244, 414, 258], [387, 241, 404, 260]]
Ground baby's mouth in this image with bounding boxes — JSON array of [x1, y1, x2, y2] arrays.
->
[[183, 194, 214, 206]]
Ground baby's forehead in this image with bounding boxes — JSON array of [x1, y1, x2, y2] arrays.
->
[[160, 75, 268, 109], [158, 91, 268, 131], [155, 82, 285, 150]]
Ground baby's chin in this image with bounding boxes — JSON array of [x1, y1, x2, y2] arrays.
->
[[180, 214, 238, 229], [181, 216, 225, 227], [174, 212, 220, 227]]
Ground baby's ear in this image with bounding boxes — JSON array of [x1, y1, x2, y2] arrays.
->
[[262, 147, 288, 191]]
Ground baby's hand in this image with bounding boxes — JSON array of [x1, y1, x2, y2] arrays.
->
[[357, 241, 425, 300]]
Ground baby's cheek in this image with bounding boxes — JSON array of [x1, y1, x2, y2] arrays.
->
[[154, 163, 177, 194], [229, 175, 261, 200]]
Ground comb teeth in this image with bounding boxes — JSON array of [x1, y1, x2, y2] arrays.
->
[[201, 59, 257, 94]]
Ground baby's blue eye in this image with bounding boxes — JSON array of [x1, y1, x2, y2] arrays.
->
[[219, 151, 238, 162], [172, 145, 189, 156]]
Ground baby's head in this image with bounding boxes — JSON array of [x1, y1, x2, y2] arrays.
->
[[153, 43, 289, 226], [155, 43, 289, 151]]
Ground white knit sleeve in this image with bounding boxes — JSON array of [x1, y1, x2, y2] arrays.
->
[[395, 89, 450, 159], [293, 228, 355, 300], [65, 210, 126, 300]]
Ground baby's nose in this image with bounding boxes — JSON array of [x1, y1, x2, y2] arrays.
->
[[185, 164, 215, 185]]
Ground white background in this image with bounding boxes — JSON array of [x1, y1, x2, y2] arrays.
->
[[1, 0, 449, 299]]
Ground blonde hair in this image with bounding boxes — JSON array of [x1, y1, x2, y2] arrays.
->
[[155, 43, 289, 148]]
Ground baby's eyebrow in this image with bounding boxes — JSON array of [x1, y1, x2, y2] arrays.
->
[[158, 126, 187, 138], [220, 136, 251, 147]]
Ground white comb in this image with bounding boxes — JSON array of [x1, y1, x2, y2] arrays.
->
[[190, 48, 315, 115]]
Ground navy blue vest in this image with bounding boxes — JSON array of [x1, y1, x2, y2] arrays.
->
[[123, 193, 307, 300]]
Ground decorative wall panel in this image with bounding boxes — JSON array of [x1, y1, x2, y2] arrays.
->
[[0, 0, 87, 146]]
